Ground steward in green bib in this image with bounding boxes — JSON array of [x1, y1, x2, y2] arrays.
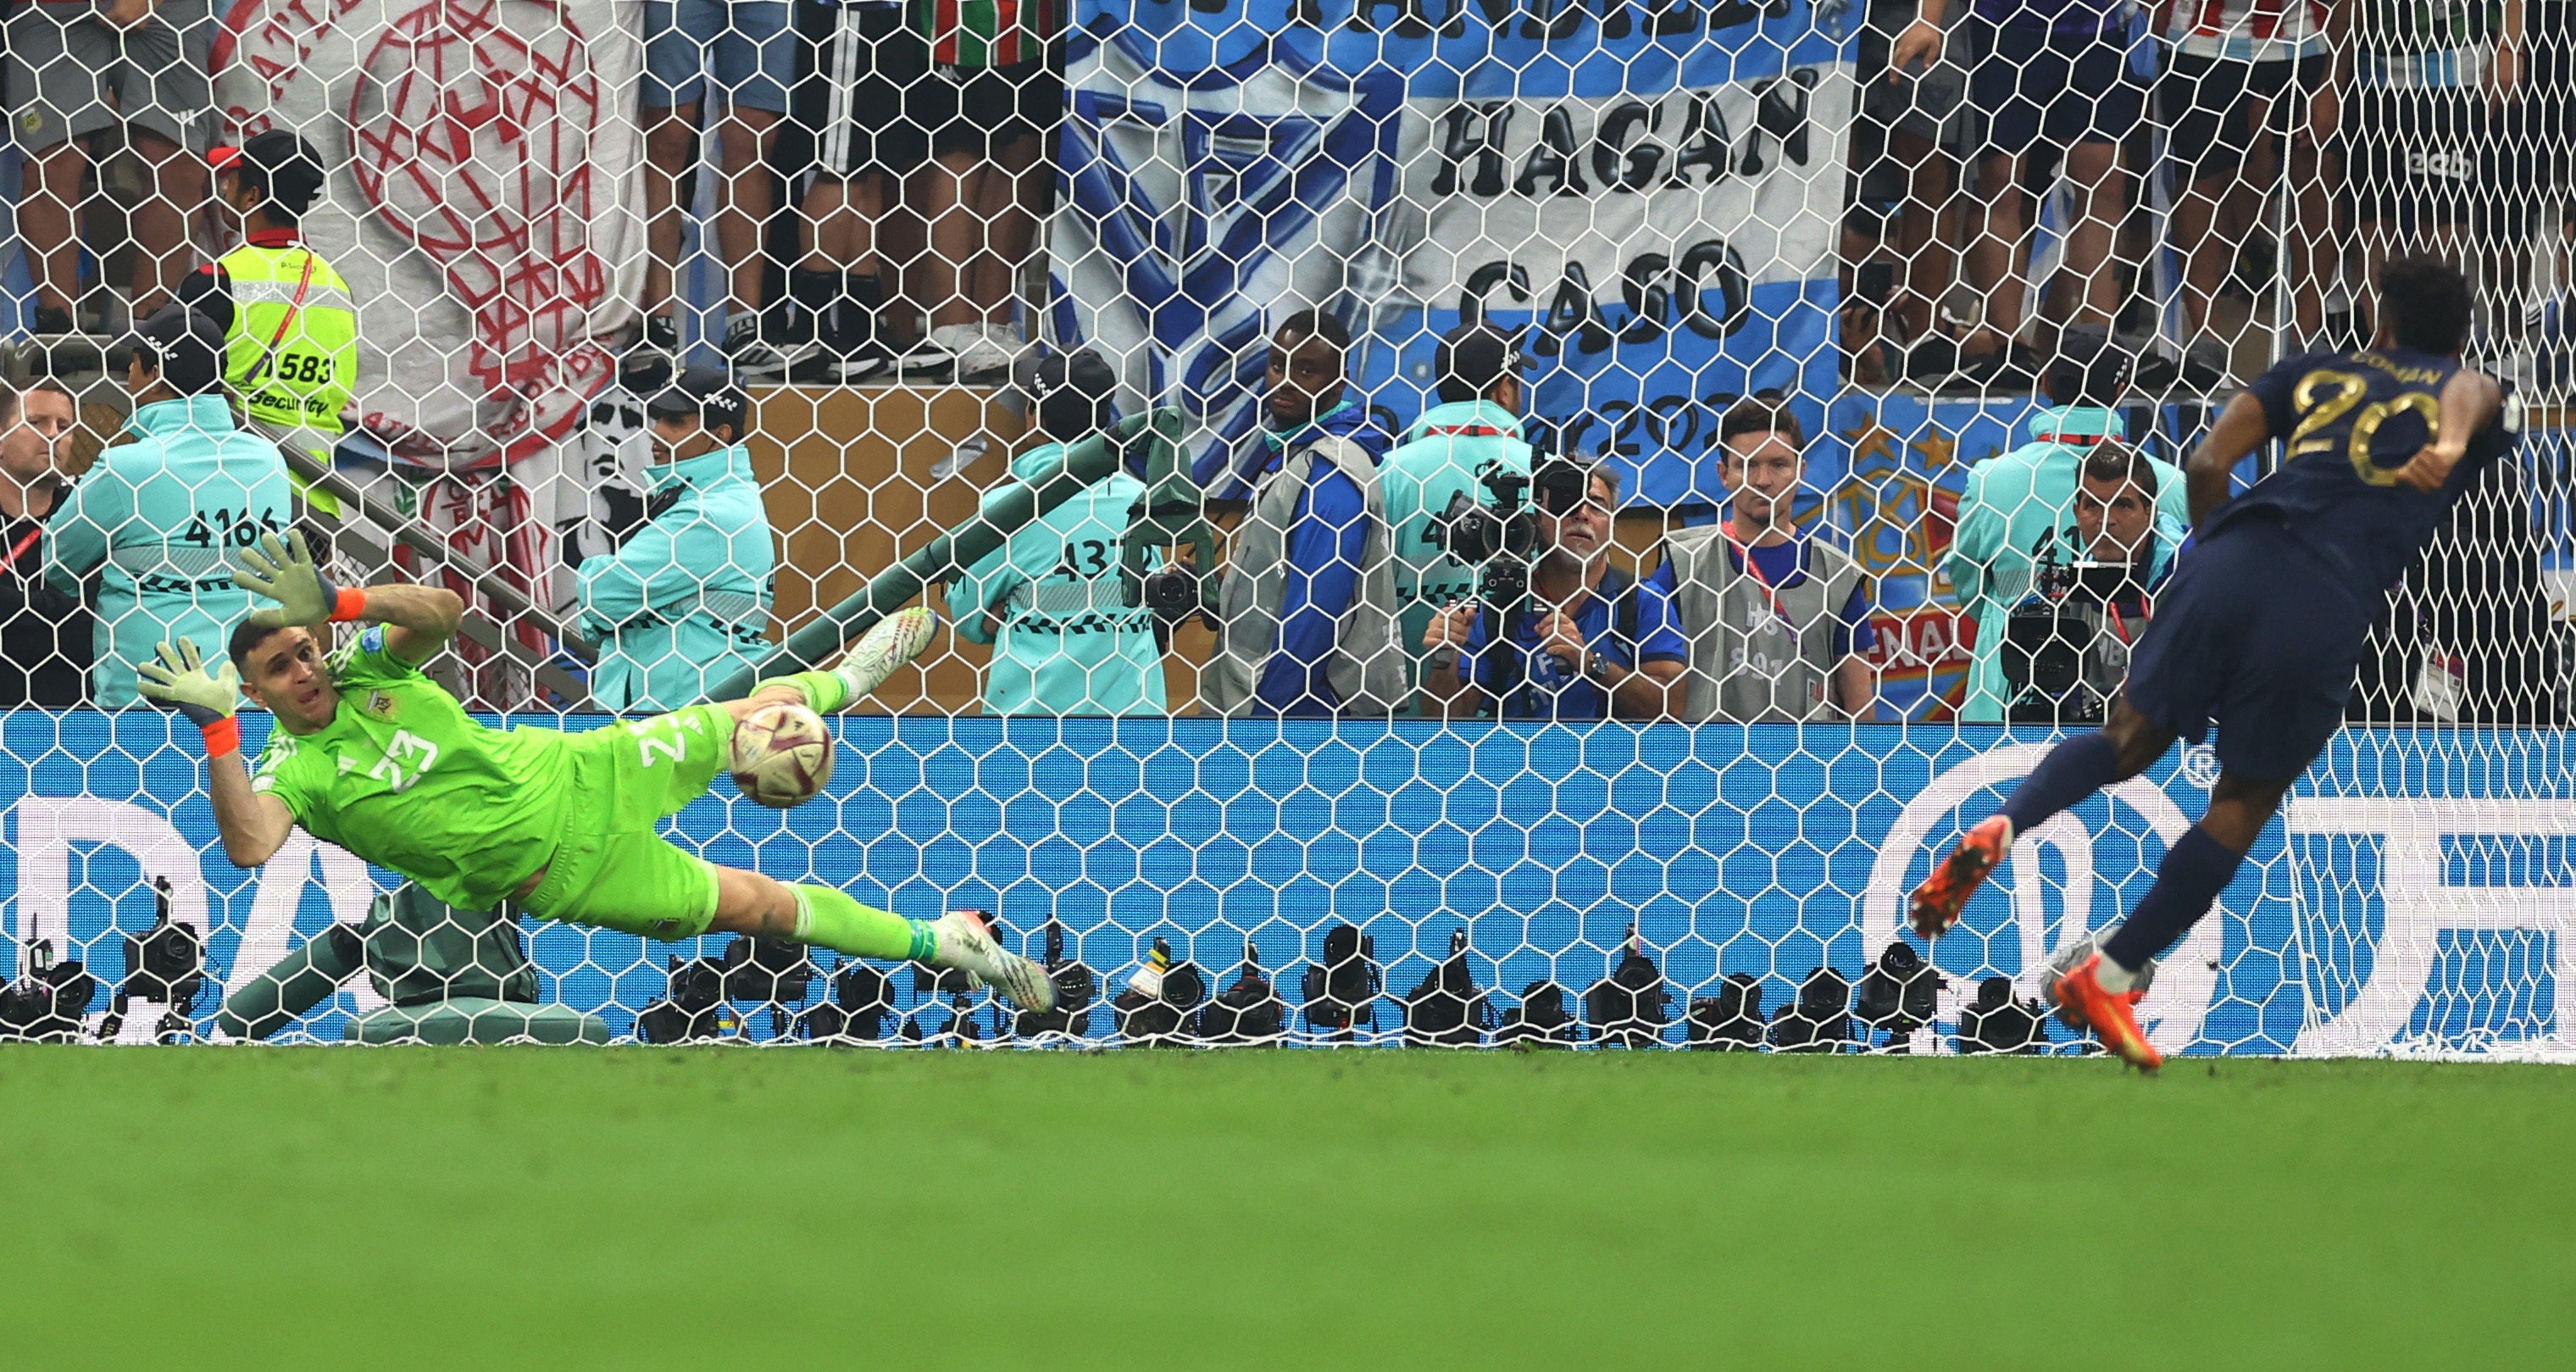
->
[[179, 131, 358, 515]]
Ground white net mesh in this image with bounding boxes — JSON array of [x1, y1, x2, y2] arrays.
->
[[0, 0, 2567, 1054]]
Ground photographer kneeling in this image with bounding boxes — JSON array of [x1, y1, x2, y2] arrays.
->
[[1418, 460, 1684, 720], [1995, 443, 2185, 725]]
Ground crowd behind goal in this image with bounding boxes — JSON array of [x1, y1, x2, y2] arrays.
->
[[0, 0, 2559, 723]]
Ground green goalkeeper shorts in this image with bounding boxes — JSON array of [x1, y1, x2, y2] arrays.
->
[[521, 705, 735, 941]]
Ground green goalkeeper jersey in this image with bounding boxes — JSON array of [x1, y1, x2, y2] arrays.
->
[[249, 627, 576, 909]]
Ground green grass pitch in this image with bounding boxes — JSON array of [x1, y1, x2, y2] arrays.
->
[[1, 1048, 2568, 1369]]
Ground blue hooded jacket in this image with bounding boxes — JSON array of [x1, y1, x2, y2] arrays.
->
[[576, 443, 776, 713], [945, 442, 1167, 715], [45, 395, 290, 707]]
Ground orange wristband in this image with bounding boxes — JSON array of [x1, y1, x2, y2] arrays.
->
[[329, 587, 368, 622], [200, 716, 241, 758]]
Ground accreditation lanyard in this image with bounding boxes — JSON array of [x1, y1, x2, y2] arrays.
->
[[2107, 591, 2153, 647], [242, 249, 320, 391], [1722, 520, 1796, 630]]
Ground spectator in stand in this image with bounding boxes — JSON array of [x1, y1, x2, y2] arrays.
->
[[0, 380, 92, 706], [179, 131, 358, 497], [1380, 322, 1535, 696], [2347, 0, 2524, 342], [908, 0, 1063, 381], [1419, 460, 1684, 721], [1946, 342, 2187, 722], [946, 350, 1168, 714], [1851, 0, 1968, 375], [1649, 399, 1878, 721], [576, 366, 777, 713], [781, 0, 925, 383], [1202, 311, 1402, 717], [637, 0, 799, 375], [2157, 0, 2335, 382], [1196, 310, 1391, 505], [1891, 0, 2143, 386], [5, 0, 214, 332], [46, 306, 290, 707]]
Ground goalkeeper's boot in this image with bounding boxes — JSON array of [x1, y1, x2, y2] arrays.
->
[[821, 606, 940, 705], [929, 908, 1056, 1014], [1908, 814, 2014, 939], [2050, 953, 2162, 1073]]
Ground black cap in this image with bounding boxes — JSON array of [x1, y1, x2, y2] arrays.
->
[[127, 303, 227, 396], [211, 130, 328, 216], [1016, 347, 1119, 444], [1434, 321, 1525, 403], [644, 364, 749, 436]]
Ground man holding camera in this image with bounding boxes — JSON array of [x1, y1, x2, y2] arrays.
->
[[45, 306, 290, 708], [1947, 342, 2187, 721], [574, 366, 777, 713], [946, 350, 1169, 715], [1382, 322, 1535, 697], [1418, 460, 1684, 720], [1648, 400, 1877, 721], [1990, 445, 2188, 723]]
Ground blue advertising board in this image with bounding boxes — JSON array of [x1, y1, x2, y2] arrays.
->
[[3, 712, 2570, 1056]]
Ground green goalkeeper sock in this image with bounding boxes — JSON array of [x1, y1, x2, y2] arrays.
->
[[768, 669, 851, 715], [790, 884, 936, 962]]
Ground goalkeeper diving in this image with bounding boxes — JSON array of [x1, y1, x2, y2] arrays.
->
[[136, 530, 1054, 1012]]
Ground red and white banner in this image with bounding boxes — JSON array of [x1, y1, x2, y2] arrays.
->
[[214, 0, 644, 470]]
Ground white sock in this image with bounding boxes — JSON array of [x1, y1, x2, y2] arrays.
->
[[2094, 954, 2139, 995]]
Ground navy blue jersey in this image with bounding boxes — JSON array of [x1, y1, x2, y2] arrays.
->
[[2229, 347, 2516, 597]]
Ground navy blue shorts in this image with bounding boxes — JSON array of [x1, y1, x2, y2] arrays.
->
[[2122, 519, 2374, 783], [1968, 19, 2142, 157]]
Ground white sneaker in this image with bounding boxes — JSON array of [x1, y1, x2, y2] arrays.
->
[[938, 322, 1017, 382], [822, 604, 937, 702], [726, 315, 812, 380], [974, 323, 1028, 380], [930, 908, 1056, 1013]]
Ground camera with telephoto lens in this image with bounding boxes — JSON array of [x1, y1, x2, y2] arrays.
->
[[97, 877, 211, 1042], [2003, 544, 2140, 725], [1428, 458, 1593, 607]]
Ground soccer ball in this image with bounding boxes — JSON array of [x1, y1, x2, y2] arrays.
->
[[730, 703, 834, 808]]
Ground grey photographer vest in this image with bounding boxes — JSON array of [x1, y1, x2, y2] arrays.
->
[[1663, 525, 1865, 722], [1202, 436, 1404, 716]]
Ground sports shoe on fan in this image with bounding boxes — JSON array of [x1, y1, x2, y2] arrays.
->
[[2179, 336, 2234, 391], [633, 313, 680, 358], [929, 908, 1056, 1013], [791, 344, 889, 386], [893, 331, 957, 379], [958, 323, 1025, 382], [725, 314, 811, 380], [2049, 953, 2162, 1071], [1908, 814, 2014, 939], [793, 313, 892, 384], [824, 605, 939, 701], [927, 322, 1017, 381]]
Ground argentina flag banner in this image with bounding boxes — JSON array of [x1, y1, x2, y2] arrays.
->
[[1051, 0, 1853, 508]]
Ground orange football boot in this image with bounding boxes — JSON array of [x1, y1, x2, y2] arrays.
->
[[1908, 814, 2014, 939], [2051, 953, 2163, 1072]]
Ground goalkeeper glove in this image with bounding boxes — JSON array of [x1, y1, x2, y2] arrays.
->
[[136, 637, 245, 758], [234, 530, 363, 629]]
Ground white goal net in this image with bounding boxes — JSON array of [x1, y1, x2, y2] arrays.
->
[[0, 0, 2568, 1055]]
